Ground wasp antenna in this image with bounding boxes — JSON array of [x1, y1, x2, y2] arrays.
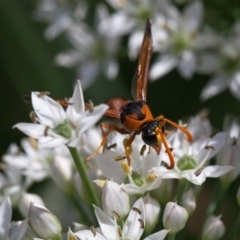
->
[[165, 119, 193, 142]]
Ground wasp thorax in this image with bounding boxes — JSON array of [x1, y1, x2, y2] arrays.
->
[[141, 120, 163, 146]]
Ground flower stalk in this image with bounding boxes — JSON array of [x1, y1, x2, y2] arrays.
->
[[68, 147, 100, 207], [228, 210, 240, 239]]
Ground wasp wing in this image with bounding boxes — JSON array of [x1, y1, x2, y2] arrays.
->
[[131, 19, 152, 102]]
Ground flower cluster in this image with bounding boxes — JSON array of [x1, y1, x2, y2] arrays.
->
[[1, 79, 239, 239], [1, 0, 240, 239], [34, 0, 240, 101]]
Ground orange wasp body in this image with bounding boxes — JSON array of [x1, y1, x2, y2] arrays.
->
[[85, 19, 193, 169]]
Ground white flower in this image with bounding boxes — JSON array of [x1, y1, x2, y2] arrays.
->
[[34, 0, 87, 40], [199, 22, 240, 100], [153, 131, 234, 185], [216, 116, 240, 184], [150, 1, 204, 80], [99, 0, 168, 38], [0, 197, 28, 240], [14, 81, 108, 149], [73, 198, 169, 240], [55, 5, 120, 89], [3, 138, 49, 182], [92, 132, 163, 195]]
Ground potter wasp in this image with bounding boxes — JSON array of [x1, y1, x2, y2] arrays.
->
[[23, 19, 192, 170], [85, 19, 193, 169]]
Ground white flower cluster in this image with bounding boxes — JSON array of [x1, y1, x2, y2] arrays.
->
[[34, 0, 240, 100], [0, 80, 239, 239]]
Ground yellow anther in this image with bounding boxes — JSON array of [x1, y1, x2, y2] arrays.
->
[[145, 173, 156, 183], [121, 161, 132, 175]]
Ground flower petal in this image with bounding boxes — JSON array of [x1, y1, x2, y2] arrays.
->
[[94, 205, 118, 239], [0, 198, 12, 239], [38, 136, 67, 148], [94, 151, 126, 184], [204, 165, 234, 178], [122, 198, 145, 240], [181, 170, 206, 185], [79, 104, 109, 134], [149, 54, 177, 80], [71, 80, 85, 114], [9, 219, 29, 240], [178, 51, 196, 79], [229, 72, 240, 100], [183, 1, 203, 31], [31, 92, 66, 127], [200, 75, 228, 101], [13, 123, 45, 139], [74, 229, 106, 240], [144, 229, 170, 240]]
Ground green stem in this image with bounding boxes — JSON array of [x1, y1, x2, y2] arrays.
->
[[207, 181, 228, 215], [228, 210, 240, 239], [176, 179, 189, 203], [68, 193, 93, 226], [167, 233, 175, 240], [68, 147, 100, 207]]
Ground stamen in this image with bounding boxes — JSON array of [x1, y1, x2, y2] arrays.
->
[[204, 145, 215, 150], [140, 144, 147, 155], [29, 137, 38, 150], [89, 100, 94, 112], [121, 161, 132, 175], [44, 126, 50, 136], [145, 173, 156, 183], [37, 91, 50, 98], [209, 130, 219, 138], [29, 111, 37, 123], [232, 137, 237, 146], [117, 227, 122, 237], [113, 211, 121, 220], [106, 143, 117, 149], [138, 219, 144, 229], [194, 167, 204, 176], [132, 207, 142, 215], [115, 156, 126, 161], [90, 226, 96, 237]]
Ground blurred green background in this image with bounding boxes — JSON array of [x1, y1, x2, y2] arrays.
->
[[1, 0, 240, 158], [1, 0, 240, 238]]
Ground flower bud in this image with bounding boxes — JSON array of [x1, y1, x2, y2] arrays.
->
[[180, 189, 196, 215], [143, 194, 160, 232], [67, 228, 77, 240], [29, 202, 62, 239], [163, 202, 188, 234], [102, 180, 130, 219], [18, 192, 45, 218], [202, 215, 225, 240]]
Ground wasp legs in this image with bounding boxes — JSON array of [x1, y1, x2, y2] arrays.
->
[[85, 123, 129, 163], [154, 115, 192, 170]]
